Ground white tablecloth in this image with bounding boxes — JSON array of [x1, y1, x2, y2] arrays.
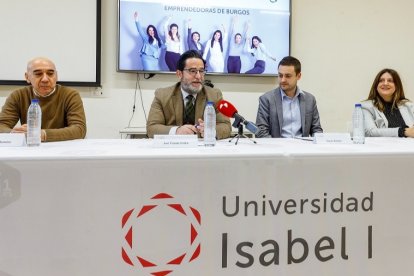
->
[[0, 138, 413, 276]]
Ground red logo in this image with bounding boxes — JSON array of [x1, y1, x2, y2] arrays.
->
[[121, 193, 201, 275]]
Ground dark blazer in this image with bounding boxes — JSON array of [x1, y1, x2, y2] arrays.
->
[[255, 87, 323, 138], [147, 82, 231, 139], [187, 28, 204, 55]]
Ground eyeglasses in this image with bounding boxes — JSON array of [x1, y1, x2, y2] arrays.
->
[[183, 68, 206, 76]]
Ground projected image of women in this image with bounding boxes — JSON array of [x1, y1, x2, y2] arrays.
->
[[186, 18, 204, 56], [203, 24, 227, 73], [227, 16, 249, 74], [245, 35, 277, 74], [133, 12, 163, 71], [163, 15, 183, 71]]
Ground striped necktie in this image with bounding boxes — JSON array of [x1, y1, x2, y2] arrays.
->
[[184, 95, 195, 125]]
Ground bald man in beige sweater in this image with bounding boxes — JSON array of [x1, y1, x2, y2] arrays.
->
[[0, 57, 86, 142]]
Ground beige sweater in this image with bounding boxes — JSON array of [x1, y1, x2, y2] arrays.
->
[[0, 85, 87, 141]]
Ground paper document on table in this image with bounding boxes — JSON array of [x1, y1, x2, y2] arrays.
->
[[294, 136, 314, 142]]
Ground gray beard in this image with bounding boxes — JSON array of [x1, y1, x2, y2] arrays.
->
[[181, 82, 202, 95]]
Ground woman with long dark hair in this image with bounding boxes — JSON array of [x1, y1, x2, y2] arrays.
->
[[133, 12, 163, 70], [163, 15, 183, 71], [361, 68, 414, 137], [203, 24, 227, 73], [245, 35, 276, 74]]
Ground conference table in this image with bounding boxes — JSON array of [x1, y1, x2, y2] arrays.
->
[[1, 137, 413, 276]]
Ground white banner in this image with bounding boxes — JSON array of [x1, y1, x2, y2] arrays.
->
[[0, 150, 412, 275]]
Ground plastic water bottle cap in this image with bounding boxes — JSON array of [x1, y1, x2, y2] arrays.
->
[[207, 101, 214, 105], [355, 103, 362, 107], [31, 99, 39, 103]]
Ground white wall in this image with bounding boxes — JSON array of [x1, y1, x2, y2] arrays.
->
[[1, 0, 414, 138], [0, 0, 98, 83]]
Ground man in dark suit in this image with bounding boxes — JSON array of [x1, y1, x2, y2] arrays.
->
[[255, 56, 323, 138], [146, 50, 231, 139]]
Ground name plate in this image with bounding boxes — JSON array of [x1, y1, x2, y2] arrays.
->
[[153, 135, 198, 148], [313, 133, 352, 144], [0, 133, 26, 147]]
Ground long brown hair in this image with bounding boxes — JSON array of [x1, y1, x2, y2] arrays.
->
[[366, 68, 407, 112]]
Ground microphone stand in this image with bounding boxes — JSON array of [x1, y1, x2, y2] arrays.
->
[[228, 117, 257, 145]]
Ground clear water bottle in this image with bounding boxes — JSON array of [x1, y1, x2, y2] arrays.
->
[[352, 103, 365, 144], [27, 99, 42, 147], [203, 101, 216, 147]]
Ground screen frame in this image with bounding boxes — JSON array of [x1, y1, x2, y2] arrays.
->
[[117, 0, 291, 77]]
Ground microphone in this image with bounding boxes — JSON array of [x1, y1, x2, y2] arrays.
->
[[217, 100, 258, 134], [203, 80, 214, 88]]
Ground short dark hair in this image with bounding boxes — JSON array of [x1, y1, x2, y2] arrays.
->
[[278, 56, 301, 75], [191, 31, 200, 40], [177, 50, 206, 71]]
